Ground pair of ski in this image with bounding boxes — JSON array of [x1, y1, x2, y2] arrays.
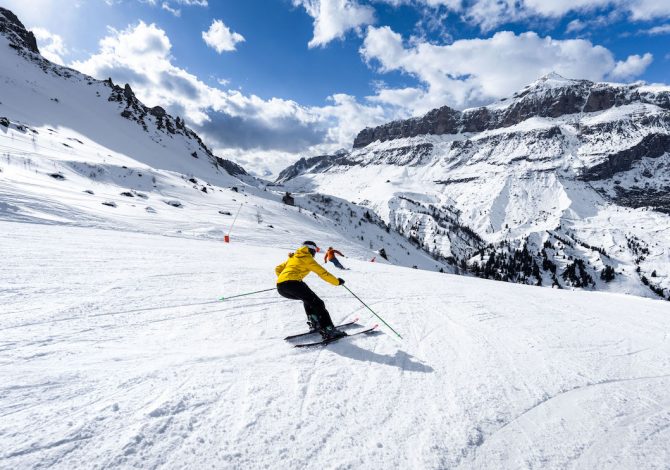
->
[[284, 317, 378, 348]]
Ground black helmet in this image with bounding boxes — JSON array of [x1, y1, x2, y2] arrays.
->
[[302, 240, 318, 256]]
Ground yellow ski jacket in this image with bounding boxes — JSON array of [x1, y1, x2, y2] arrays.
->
[[275, 246, 340, 286]]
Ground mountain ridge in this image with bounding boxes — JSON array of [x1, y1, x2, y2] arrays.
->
[[0, 7, 246, 181], [0, 6, 449, 273], [278, 75, 670, 301], [353, 72, 670, 150]]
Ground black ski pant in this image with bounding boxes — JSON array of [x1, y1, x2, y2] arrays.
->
[[277, 280, 334, 329]]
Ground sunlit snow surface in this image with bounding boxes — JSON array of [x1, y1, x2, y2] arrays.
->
[[1, 222, 669, 469], [1, 21, 670, 470]]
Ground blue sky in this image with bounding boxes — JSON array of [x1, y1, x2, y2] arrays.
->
[[4, 0, 670, 175]]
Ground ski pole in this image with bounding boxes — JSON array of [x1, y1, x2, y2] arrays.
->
[[219, 287, 276, 301], [225, 203, 243, 242], [343, 285, 402, 339]]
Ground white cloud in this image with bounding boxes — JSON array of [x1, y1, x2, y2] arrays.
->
[[202, 19, 245, 53], [161, 2, 181, 16], [69, 21, 390, 176], [627, 0, 670, 20], [640, 24, 670, 35], [1, 0, 83, 35], [500, 0, 670, 27], [368, 86, 427, 109], [521, 0, 612, 17], [316, 93, 390, 145], [142, 0, 207, 13], [565, 19, 586, 33], [381, 0, 670, 31], [32, 27, 68, 65], [378, 0, 461, 7], [610, 52, 654, 79], [293, 0, 375, 48], [361, 26, 653, 111], [144, 0, 208, 5], [72, 21, 283, 126]]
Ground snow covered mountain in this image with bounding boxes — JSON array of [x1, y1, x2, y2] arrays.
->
[[0, 7, 445, 271], [278, 73, 670, 301], [2, 9, 670, 469]]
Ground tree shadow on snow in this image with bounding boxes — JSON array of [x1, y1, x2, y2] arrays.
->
[[330, 339, 434, 373]]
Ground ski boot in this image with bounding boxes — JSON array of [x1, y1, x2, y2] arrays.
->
[[307, 314, 321, 333], [320, 325, 347, 341]]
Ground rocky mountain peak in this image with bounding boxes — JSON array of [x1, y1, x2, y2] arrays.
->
[[353, 75, 670, 148], [0, 7, 39, 54], [540, 71, 567, 80], [532, 71, 579, 86], [0, 7, 247, 179]]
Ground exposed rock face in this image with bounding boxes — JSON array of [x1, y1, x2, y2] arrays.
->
[[612, 186, 670, 214], [353, 74, 670, 148], [581, 133, 670, 181], [277, 73, 670, 301], [103, 76, 248, 176], [215, 156, 247, 177], [276, 154, 346, 183], [149, 106, 166, 118], [0, 7, 39, 54], [353, 107, 460, 147], [0, 7, 248, 179]]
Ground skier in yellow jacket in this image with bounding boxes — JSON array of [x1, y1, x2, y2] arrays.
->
[[276, 241, 346, 340]]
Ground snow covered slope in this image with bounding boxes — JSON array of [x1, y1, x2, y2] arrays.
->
[[279, 74, 670, 301], [1, 221, 669, 469], [0, 8, 245, 187], [1, 9, 669, 468], [0, 7, 445, 271]]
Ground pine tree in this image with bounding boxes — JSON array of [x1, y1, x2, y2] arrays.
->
[[600, 265, 616, 282]]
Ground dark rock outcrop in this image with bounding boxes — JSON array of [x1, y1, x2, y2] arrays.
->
[[276, 154, 340, 182], [581, 134, 670, 180], [215, 156, 247, 177], [353, 75, 670, 148], [0, 7, 39, 54], [149, 106, 166, 118], [353, 106, 460, 147], [0, 7, 250, 180], [611, 186, 670, 214]]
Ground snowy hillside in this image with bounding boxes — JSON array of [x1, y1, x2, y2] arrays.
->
[[279, 74, 670, 301], [1, 7, 670, 469], [0, 7, 443, 271], [2, 221, 670, 469]]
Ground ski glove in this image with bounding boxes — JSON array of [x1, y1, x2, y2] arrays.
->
[[337, 278, 345, 285]]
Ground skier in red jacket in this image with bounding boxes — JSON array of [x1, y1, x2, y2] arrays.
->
[[324, 247, 346, 269]]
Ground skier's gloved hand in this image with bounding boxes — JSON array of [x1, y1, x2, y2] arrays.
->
[[337, 278, 345, 285]]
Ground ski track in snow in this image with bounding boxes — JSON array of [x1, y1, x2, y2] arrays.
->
[[1, 221, 669, 469], [1, 19, 668, 468]]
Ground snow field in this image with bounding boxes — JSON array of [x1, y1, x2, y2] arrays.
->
[[1, 221, 669, 469]]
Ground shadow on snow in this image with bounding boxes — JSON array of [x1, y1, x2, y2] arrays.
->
[[330, 338, 434, 373]]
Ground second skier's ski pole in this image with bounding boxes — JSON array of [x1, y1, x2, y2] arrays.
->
[[343, 285, 402, 339], [219, 287, 276, 301]]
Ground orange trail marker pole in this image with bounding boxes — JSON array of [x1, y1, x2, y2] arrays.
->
[[225, 203, 243, 243]]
